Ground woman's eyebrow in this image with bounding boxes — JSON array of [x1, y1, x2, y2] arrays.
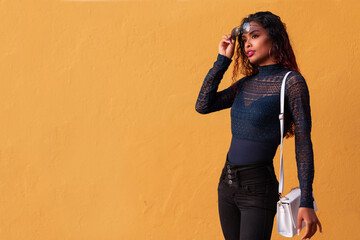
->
[[242, 29, 260, 38]]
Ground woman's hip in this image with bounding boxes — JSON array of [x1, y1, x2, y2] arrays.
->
[[217, 154, 279, 211]]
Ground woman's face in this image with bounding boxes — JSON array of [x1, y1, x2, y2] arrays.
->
[[241, 21, 276, 66]]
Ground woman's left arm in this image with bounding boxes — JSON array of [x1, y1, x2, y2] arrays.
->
[[286, 73, 322, 239]]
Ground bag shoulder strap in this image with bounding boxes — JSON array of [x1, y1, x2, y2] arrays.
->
[[278, 71, 293, 196]]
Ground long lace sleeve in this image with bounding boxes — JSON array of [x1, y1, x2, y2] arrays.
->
[[195, 54, 242, 114], [286, 72, 315, 208]]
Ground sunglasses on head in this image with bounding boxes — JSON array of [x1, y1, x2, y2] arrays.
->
[[230, 22, 251, 40]]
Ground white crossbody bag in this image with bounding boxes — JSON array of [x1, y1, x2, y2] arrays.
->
[[276, 71, 318, 238]]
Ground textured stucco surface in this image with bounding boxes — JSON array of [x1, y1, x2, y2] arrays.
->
[[0, 0, 359, 239]]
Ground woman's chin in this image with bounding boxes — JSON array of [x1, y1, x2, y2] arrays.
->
[[248, 59, 258, 65]]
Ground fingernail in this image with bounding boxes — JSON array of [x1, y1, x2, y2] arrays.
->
[[297, 229, 300, 235]]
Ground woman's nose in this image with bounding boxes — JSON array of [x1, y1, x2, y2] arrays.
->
[[245, 42, 251, 51], [246, 40, 252, 48]]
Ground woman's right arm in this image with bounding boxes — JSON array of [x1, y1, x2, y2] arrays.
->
[[195, 34, 241, 114], [195, 53, 240, 114]]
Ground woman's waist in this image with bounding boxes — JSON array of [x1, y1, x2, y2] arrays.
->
[[228, 136, 278, 164], [220, 152, 277, 185]]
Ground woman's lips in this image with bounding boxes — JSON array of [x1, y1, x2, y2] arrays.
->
[[247, 51, 255, 57]]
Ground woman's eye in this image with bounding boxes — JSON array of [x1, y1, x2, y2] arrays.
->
[[242, 35, 259, 43]]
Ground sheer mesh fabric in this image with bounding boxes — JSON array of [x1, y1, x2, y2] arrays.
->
[[195, 54, 315, 208]]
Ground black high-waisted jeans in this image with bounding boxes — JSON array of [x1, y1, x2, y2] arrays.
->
[[217, 154, 279, 240]]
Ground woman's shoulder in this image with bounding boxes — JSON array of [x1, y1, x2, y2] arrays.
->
[[283, 70, 311, 99], [232, 75, 250, 86], [284, 70, 308, 89]]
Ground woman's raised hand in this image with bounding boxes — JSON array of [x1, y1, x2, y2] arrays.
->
[[218, 34, 235, 59]]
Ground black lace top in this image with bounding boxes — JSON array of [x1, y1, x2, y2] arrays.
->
[[195, 53, 315, 208]]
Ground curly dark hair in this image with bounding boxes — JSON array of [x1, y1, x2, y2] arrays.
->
[[231, 11, 298, 138]]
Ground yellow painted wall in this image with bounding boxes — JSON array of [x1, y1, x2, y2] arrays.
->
[[0, 0, 359, 239]]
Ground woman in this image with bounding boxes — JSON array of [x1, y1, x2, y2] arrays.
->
[[195, 11, 322, 240]]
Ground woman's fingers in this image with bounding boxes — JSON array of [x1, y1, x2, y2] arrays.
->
[[219, 34, 235, 59], [301, 221, 319, 239], [221, 35, 231, 43], [317, 218, 323, 233], [301, 222, 312, 240], [220, 35, 228, 45], [223, 34, 231, 39], [297, 208, 322, 239], [311, 221, 317, 237]]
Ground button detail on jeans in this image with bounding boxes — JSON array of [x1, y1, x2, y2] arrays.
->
[[227, 165, 230, 169], [228, 180, 232, 184], [227, 169, 231, 173], [228, 175, 231, 179]]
